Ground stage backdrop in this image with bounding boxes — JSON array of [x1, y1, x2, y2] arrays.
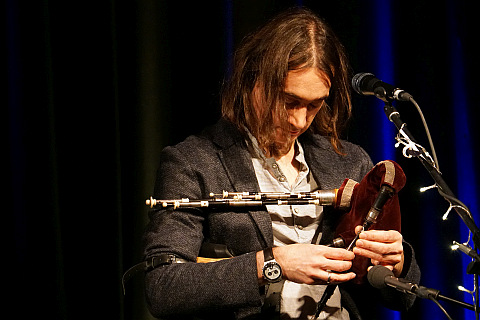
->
[[6, 0, 479, 319]]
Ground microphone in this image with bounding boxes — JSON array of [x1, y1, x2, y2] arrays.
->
[[368, 265, 438, 299], [368, 265, 476, 312], [352, 73, 412, 102]]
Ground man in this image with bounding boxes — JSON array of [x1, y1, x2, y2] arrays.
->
[[143, 7, 420, 319]]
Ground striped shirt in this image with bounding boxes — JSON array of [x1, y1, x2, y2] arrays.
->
[[246, 133, 349, 320]]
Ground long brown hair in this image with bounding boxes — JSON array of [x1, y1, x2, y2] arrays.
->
[[221, 7, 352, 155]]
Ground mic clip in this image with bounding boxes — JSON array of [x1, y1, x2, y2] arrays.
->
[[373, 87, 391, 102]]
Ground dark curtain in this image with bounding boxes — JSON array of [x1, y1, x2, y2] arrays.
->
[[5, 0, 479, 319]]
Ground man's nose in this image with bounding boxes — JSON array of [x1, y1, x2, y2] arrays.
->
[[288, 106, 308, 128]]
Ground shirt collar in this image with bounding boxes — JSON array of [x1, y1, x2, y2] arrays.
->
[[245, 130, 308, 173]]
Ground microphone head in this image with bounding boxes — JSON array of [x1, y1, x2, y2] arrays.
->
[[367, 265, 394, 289], [352, 73, 376, 96]]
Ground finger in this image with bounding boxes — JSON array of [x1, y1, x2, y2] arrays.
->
[[370, 260, 394, 270], [355, 239, 403, 254], [354, 225, 363, 234], [324, 259, 353, 273], [359, 229, 402, 243], [322, 270, 356, 285], [355, 238, 403, 256], [310, 247, 354, 272], [322, 247, 355, 261], [353, 246, 402, 265], [355, 238, 403, 255]]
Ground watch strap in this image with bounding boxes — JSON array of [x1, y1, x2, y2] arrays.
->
[[263, 247, 275, 262]]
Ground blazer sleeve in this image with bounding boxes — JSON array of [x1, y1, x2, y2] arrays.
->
[[143, 143, 263, 318]]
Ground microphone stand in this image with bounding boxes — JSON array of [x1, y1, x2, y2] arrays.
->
[[383, 101, 480, 318], [383, 102, 480, 250], [435, 292, 475, 312]]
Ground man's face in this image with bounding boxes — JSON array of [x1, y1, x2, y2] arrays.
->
[[275, 67, 331, 146]]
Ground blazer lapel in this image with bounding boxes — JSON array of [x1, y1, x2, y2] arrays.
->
[[301, 132, 359, 192], [212, 119, 273, 247], [301, 134, 343, 244]]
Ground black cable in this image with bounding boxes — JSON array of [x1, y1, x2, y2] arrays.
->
[[429, 296, 453, 320], [408, 97, 440, 171]]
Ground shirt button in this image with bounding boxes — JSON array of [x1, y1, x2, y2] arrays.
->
[[297, 225, 304, 230], [293, 208, 299, 214], [272, 163, 278, 169], [279, 176, 286, 182]]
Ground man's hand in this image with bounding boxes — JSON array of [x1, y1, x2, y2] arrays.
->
[[257, 243, 356, 285], [352, 225, 404, 277]]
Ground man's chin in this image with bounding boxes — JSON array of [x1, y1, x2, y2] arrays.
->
[[273, 139, 296, 157]]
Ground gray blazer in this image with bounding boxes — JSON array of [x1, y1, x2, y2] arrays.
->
[[143, 118, 420, 319]]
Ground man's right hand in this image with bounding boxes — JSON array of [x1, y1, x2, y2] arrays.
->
[[257, 244, 356, 285]]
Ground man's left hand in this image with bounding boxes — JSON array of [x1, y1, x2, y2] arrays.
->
[[352, 225, 404, 277]]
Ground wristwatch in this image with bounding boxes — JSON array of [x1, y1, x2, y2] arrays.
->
[[262, 247, 282, 283]]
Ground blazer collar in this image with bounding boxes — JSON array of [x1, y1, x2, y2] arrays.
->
[[300, 132, 341, 190], [208, 118, 260, 192], [209, 119, 273, 246]]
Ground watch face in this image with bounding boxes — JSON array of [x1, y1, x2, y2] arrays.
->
[[263, 261, 282, 282]]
